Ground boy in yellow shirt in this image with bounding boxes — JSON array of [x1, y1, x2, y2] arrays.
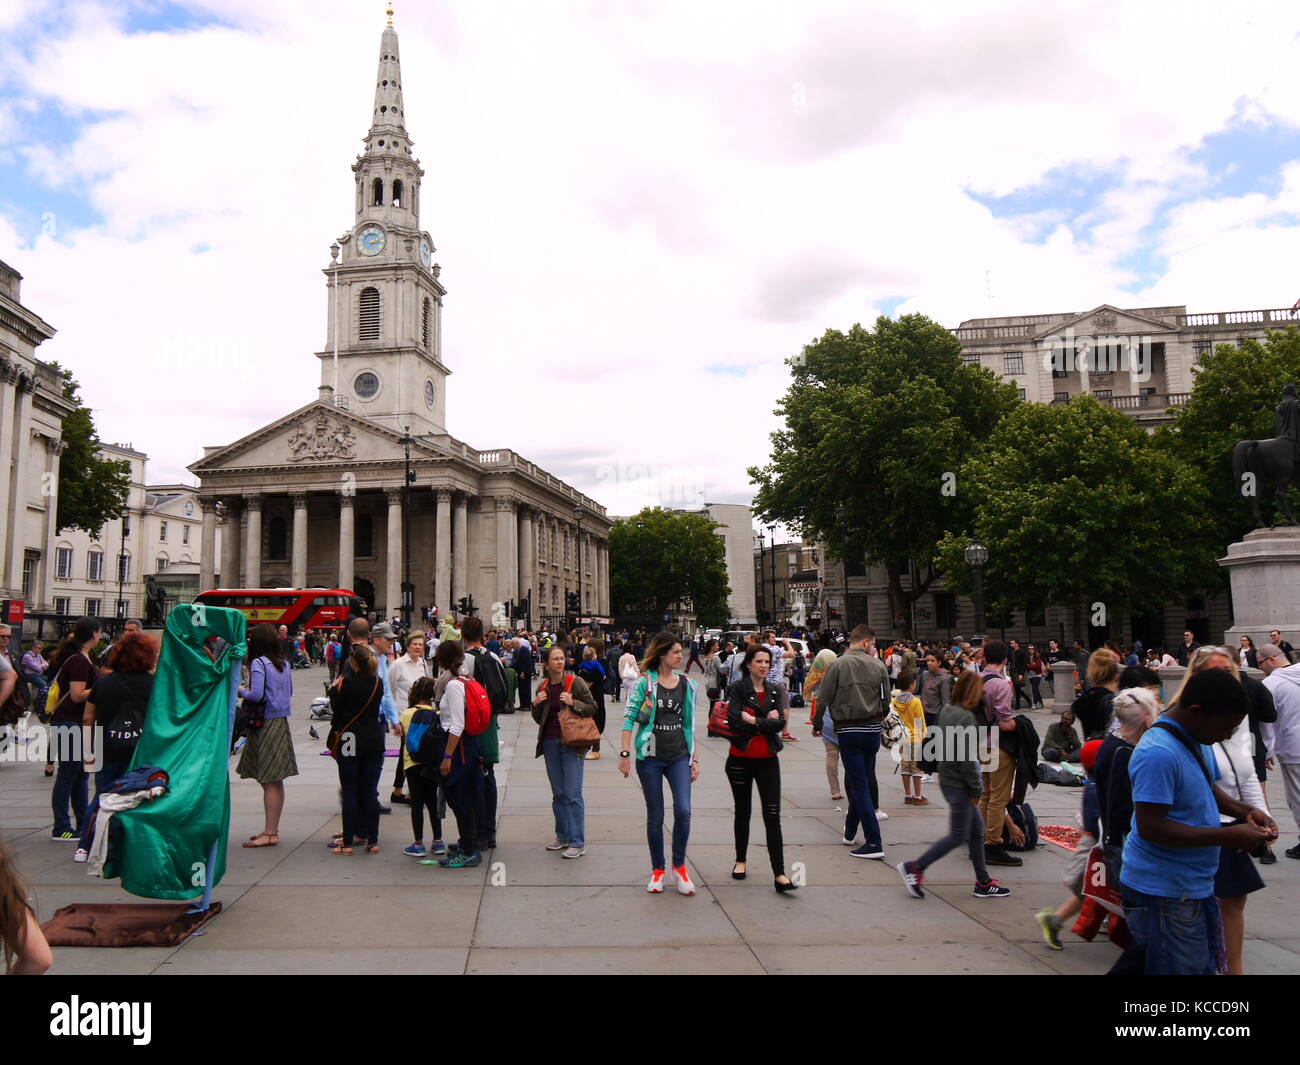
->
[[892, 670, 929, 805]]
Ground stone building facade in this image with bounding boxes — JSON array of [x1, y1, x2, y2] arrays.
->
[[190, 15, 609, 625]]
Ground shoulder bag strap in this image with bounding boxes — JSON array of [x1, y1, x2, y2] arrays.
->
[[1151, 719, 1216, 790]]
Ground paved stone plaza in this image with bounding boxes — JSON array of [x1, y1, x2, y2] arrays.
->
[[4, 665, 1298, 975]]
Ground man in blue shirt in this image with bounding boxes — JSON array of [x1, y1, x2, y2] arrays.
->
[[1120, 669, 1277, 974]]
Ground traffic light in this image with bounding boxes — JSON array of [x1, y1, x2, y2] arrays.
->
[[457, 596, 470, 615], [565, 591, 579, 614]]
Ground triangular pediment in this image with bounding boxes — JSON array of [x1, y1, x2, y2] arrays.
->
[[1033, 304, 1179, 341], [188, 400, 441, 475]]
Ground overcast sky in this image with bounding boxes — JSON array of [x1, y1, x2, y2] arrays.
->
[[3, 0, 1300, 528]]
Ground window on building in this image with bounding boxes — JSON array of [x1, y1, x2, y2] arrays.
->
[[845, 557, 866, 578], [1193, 339, 1213, 357], [358, 287, 381, 341], [961, 352, 980, 366], [392, 179, 403, 207], [422, 297, 432, 349], [117, 554, 131, 582], [1140, 386, 1157, 396], [372, 178, 383, 206], [86, 598, 101, 617], [1051, 367, 1069, 379], [21, 555, 36, 602], [55, 547, 73, 580], [87, 551, 104, 582], [934, 592, 957, 630], [1093, 388, 1113, 400], [159, 521, 168, 542], [1054, 391, 1069, 403], [182, 525, 190, 545], [54, 597, 71, 616], [116, 599, 127, 619], [356, 512, 375, 558], [1238, 336, 1251, 348], [1003, 352, 1024, 375], [267, 516, 288, 561], [1017, 387, 1026, 400], [156, 557, 168, 571]]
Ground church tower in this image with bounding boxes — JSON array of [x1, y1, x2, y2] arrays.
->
[[319, 5, 448, 434]]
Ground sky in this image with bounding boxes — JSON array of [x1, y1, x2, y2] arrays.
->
[[4, 0, 1300, 530]]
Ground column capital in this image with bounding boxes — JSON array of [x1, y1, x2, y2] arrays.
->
[[290, 492, 310, 508], [337, 492, 354, 508], [385, 487, 404, 505], [244, 494, 263, 512], [196, 494, 219, 513], [494, 494, 517, 513], [434, 487, 453, 504]]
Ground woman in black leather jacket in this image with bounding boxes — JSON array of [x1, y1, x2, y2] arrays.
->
[[726, 646, 797, 893]]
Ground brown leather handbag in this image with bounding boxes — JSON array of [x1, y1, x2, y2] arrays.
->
[[556, 675, 600, 748]]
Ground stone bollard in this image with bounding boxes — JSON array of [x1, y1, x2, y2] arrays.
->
[[1158, 666, 1186, 705], [1050, 660, 1076, 715]]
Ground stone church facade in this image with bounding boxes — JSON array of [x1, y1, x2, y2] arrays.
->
[[191, 14, 609, 625]]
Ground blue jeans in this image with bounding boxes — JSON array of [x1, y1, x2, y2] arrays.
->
[[1121, 886, 1221, 975], [636, 754, 692, 870], [337, 752, 385, 845], [915, 784, 989, 883], [51, 725, 87, 835], [542, 737, 586, 847], [839, 730, 882, 848]]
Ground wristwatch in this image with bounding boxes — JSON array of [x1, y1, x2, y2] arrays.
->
[[620, 749, 631, 758]]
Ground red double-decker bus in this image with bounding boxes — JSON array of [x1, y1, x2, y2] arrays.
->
[[193, 588, 366, 632]]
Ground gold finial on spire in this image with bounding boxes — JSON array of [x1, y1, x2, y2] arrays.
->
[[386, 4, 394, 26]]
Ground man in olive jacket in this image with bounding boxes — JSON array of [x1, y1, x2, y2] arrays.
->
[[817, 624, 890, 858]]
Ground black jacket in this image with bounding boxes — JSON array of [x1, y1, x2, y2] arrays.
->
[[1072, 687, 1114, 740], [725, 676, 785, 754]]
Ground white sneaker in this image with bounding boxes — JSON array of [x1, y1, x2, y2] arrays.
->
[[647, 869, 666, 893], [841, 834, 856, 845], [562, 846, 586, 859], [545, 839, 566, 851], [73, 848, 88, 863], [877, 810, 889, 820], [673, 864, 696, 895]]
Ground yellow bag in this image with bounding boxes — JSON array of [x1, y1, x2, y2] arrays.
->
[[44, 679, 61, 718]]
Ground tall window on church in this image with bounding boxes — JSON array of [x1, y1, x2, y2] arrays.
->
[[267, 516, 288, 561], [356, 513, 375, 558], [372, 178, 384, 206], [392, 180, 403, 208], [421, 297, 432, 349], [359, 287, 381, 341]]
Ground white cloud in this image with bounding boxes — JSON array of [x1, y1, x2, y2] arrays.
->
[[2, 0, 1300, 526]]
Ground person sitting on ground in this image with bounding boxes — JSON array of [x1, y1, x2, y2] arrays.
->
[[1042, 708, 1082, 763]]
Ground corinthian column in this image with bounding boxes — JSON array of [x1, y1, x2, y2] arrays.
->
[[198, 496, 217, 591], [244, 495, 262, 587], [495, 496, 517, 606], [434, 488, 452, 614], [386, 487, 403, 618], [291, 492, 309, 588]]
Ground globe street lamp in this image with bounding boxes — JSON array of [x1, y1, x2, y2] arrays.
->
[[964, 539, 989, 648], [767, 524, 778, 629]]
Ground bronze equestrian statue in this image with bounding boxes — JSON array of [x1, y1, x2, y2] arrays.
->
[[1234, 384, 1300, 527]]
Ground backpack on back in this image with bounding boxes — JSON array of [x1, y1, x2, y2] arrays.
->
[[405, 706, 444, 765], [459, 677, 492, 736], [468, 648, 508, 713]]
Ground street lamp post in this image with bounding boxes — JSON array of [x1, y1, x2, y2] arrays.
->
[[401, 427, 415, 631], [768, 525, 777, 630], [574, 504, 584, 626], [964, 539, 989, 648], [636, 519, 646, 634], [754, 530, 766, 624], [117, 504, 130, 631]]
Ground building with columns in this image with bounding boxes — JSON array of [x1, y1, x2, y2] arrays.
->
[[190, 13, 609, 624], [0, 259, 74, 612]]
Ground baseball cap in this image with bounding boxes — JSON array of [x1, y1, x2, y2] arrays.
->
[[371, 622, 398, 639]]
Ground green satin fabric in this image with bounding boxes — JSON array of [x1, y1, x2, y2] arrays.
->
[[105, 604, 246, 900]]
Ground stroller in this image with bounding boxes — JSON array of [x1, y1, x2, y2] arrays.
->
[[308, 695, 333, 720]]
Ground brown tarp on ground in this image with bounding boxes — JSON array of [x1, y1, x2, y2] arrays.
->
[[41, 902, 222, 947]]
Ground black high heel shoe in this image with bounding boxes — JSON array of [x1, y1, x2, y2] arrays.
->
[[732, 862, 746, 880], [774, 875, 798, 893]]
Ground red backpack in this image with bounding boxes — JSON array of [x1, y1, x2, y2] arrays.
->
[[458, 676, 492, 736]]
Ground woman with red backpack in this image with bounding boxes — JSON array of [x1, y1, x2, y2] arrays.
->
[[531, 645, 598, 859]]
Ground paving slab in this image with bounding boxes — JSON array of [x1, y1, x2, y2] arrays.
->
[[465, 945, 765, 974]]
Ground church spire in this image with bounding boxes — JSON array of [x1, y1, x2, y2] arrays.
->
[[365, 7, 409, 154]]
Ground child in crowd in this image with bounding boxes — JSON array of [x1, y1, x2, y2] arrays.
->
[[399, 676, 445, 858], [1036, 738, 1103, 949], [892, 670, 928, 806]]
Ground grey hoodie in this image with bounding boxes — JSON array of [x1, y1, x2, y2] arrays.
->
[[1262, 662, 1300, 763]]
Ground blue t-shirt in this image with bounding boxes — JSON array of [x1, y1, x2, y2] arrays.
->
[[1120, 719, 1221, 899]]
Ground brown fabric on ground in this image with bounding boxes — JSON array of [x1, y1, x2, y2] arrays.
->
[[41, 901, 222, 947]]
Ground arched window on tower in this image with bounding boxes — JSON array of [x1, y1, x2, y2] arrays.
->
[[358, 287, 381, 341], [392, 180, 403, 208], [422, 297, 432, 349], [372, 178, 384, 206]]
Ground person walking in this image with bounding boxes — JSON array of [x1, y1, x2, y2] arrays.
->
[[48, 618, 101, 842], [1238, 635, 1258, 672], [620, 631, 700, 894], [1072, 648, 1120, 739], [513, 635, 536, 711], [806, 648, 843, 799], [577, 646, 608, 760], [327, 643, 385, 855], [975, 640, 1021, 869], [816, 624, 889, 859], [531, 644, 597, 858], [618, 643, 640, 704], [1026, 643, 1046, 708], [1258, 643, 1300, 859], [725, 645, 796, 892], [461, 617, 505, 850], [236, 624, 298, 849], [898, 671, 1012, 900]]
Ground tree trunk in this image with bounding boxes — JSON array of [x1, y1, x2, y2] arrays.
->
[[884, 561, 908, 639]]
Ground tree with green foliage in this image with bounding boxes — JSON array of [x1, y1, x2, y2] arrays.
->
[[609, 507, 730, 629], [749, 314, 1020, 635], [1154, 327, 1300, 556], [935, 394, 1216, 638], [46, 363, 132, 538]]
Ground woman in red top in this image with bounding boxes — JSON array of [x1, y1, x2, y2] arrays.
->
[[725, 646, 796, 893]]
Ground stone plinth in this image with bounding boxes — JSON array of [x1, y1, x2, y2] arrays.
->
[[1220, 526, 1300, 646]]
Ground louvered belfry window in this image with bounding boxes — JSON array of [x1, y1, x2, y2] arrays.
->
[[422, 297, 432, 348], [359, 287, 381, 341]]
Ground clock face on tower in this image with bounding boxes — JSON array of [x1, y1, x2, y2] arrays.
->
[[419, 237, 432, 268], [424, 379, 435, 408], [358, 226, 386, 256]]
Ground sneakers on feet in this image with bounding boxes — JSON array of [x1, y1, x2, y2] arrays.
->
[[545, 839, 567, 851], [1286, 843, 1300, 860], [984, 845, 1023, 867], [673, 865, 696, 895], [1036, 907, 1063, 949], [51, 830, 78, 842], [647, 869, 666, 893], [562, 846, 586, 859], [876, 810, 889, 821], [439, 851, 482, 868], [898, 860, 924, 898], [973, 879, 1012, 898], [73, 848, 88, 863], [403, 843, 426, 857], [850, 844, 885, 859], [429, 840, 447, 855], [841, 834, 856, 846]]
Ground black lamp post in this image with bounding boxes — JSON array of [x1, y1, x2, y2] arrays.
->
[[574, 504, 584, 625], [754, 529, 766, 624], [636, 519, 646, 633], [117, 504, 130, 631], [965, 539, 989, 648], [402, 426, 415, 631], [767, 525, 777, 630]]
